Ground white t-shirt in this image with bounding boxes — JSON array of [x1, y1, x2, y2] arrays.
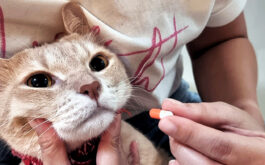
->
[[0, 0, 247, 112]]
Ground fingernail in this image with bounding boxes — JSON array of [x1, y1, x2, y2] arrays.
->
[[169, 160, 176, 165]]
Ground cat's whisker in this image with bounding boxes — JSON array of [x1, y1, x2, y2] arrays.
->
[[25, 132, 38, 156], [12, 116, 57, 155], [121, 76, 139, 84], [110, 84, 143, 91], [0, 121, 9, 128], [11, 111, 59, 138], [19, 118, 56, 155], [21, 115, 59, 137], [115, 82, 146, 92], [25, 120, 54, 157], [13, 113, 55, 136], [37, 125, 53, 140], [111, 76, 138, 86]]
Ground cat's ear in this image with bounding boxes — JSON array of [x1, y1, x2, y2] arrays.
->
[[62, 2, 91, 35]]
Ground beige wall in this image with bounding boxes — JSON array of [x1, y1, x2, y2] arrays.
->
[[245, 1, 265, 117]]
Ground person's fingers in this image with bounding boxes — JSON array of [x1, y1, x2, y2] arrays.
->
[[129, 141, 140, 165], [159, 116, 265, 164], [159, 116, 234, 164], [99, 114, 121, 148], [97, 115, 140, 165], [29, 118, 54, 137], [161, 99, 263, 131], [169, 137, 222, 165], [28, 119, 70, 165], [97, 114, 123, 165]]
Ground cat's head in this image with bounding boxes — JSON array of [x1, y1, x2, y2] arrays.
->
[[0, 2, 131, 155]]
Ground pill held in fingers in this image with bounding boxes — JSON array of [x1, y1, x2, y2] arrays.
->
[[149, 109, 173, 119]]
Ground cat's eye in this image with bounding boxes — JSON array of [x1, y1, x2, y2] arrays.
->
[[26, 74, 53, 88], [89, 54, 109, 72]]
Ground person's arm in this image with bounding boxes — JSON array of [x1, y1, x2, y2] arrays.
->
[[187, 13, 264, 126]]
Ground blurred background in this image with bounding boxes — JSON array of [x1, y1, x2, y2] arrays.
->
[[182, 1, 265, 117]]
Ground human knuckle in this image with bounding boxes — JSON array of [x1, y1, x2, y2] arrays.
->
[[179, 121, 195, 144], [209, 138, 232, 161], [170, 140, 181, 154], [39, 140, 55, 153], [215, 101, 227, 107], [111, 136, 121, 149], [191, 102, 208, 121], [39, 135, 61, 150]]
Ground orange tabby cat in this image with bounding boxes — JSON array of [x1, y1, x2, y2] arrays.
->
[[0, 2, 168, 165]]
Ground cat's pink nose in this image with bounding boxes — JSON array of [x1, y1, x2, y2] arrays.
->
[[80, 81, 100, 100]]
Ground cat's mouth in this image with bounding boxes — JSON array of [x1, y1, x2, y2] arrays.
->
[[69, 137, 101, 165]]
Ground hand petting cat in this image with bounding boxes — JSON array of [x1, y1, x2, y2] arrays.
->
[[29, 114, 140, 165], [96, 114, 140, 165], [28, 119, 70, 165]]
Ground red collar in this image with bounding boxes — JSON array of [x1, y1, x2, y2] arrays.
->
[[12, 139, 99, 165], [12, 150, 43, 165], [12, 149, 94, 165]]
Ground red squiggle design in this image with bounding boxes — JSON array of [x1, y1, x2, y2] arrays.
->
[[0, 6, 6, 58], [68, 19, 187, 92], [118, 17, 188, 92], [91, 26, 112, 47], [91, 26, 100, 35], [104, 40, 112, 47], [32, 41, 40, 48]]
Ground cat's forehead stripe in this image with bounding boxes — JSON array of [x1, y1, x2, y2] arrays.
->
[[29, 37, 96, 80]]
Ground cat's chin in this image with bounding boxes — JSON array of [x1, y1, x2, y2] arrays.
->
[[54, 109, 115, 151]]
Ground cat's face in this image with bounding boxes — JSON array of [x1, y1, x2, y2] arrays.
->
[[0, 2, 132, 155], [0, 33, 131, 152]]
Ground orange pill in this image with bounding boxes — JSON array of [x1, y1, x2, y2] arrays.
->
[[149, 108, 173, 119]]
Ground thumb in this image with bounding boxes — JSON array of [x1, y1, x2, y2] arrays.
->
[[97, 115, 140, 165], [29, 119, 70, 165], [129, 141, 140, 165], [97, 114, 122, 165], [99, 114, 122, 145]]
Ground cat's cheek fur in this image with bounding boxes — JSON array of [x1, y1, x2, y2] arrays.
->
[[98, 81, 132, 111], [53, 111, 114, 150]]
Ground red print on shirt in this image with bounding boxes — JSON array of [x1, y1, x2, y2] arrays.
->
[[0, 6, 6, 58], [118, 17, 188, 92], [92, 17, 188, 92]]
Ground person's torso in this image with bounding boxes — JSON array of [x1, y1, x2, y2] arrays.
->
[[1, 0, 215, 112]]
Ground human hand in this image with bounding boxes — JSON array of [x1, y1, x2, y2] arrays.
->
[[97, 114, 140, 165], [29, 119, 70, 165], [158, 99, 265, 165], [29, 114, 140, 165]]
